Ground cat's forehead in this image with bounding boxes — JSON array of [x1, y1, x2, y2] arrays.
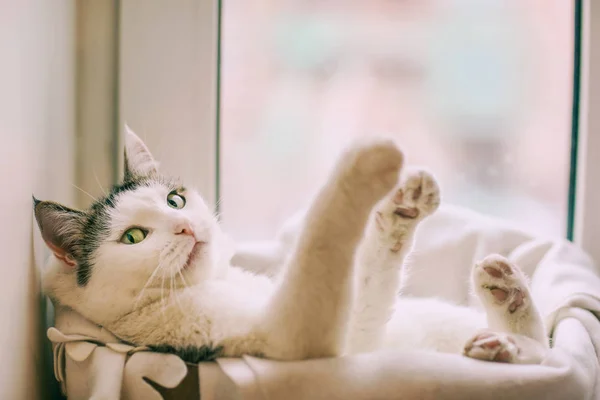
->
[[116, 181, 176, 207], [87, 176, 177, 217], [105, 176, 209, 216], [115, 176, 178, 199]]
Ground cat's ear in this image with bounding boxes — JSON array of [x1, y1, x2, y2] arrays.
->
[[123, 124, 159, 181], [33, 197, 85, 268]]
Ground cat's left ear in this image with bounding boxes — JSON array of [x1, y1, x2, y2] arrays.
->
[[33, 197, 85, 268], [123, 124, 159, 181]]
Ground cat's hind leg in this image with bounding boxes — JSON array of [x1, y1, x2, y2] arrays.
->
[[463, 330, 548, 364], [347, 169, 440, 353], [464, 255, 549, 364], [472, 254, 546, 342]]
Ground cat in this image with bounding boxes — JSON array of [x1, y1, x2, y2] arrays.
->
[[34, 126, 550, 364]]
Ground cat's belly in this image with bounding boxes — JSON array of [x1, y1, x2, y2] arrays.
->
[[382, 297, 486, 354]]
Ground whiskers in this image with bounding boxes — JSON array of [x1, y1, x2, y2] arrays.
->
[[71, 183, 97, 203], [93, 169, 108, 197], [132, 262, 163, 311], [132, 241, 194, 317], [161, 263, 192, 316]]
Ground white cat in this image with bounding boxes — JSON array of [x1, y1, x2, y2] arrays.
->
[[34, 127, 549, 364]]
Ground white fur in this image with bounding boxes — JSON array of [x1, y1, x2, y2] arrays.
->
[[41, 130, 550, 364]]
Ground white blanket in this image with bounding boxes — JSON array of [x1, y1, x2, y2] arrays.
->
[[48, 205, 600, 399]]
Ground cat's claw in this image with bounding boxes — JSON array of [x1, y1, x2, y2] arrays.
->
[[464, 331, 520, 363]]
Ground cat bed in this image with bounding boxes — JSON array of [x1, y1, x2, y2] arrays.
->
[[47, 205, 600, 399]]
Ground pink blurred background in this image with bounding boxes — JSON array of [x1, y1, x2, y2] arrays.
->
[[221, 0, 574, 241]]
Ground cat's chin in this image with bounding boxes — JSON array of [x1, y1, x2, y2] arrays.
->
[[183, 241, 206, 270], [177, 243, 216, 282]]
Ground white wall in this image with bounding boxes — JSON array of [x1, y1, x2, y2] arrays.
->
[[0, 2, 75, 399]]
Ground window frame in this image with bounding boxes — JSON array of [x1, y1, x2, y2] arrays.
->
[[574, 0, 600, 262], [117, 0, 221, 210]]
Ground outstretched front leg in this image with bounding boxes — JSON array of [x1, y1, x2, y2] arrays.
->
[[260, 139, 404, 360], [347, 169, 440, 353], [464, 255, 549, 364]]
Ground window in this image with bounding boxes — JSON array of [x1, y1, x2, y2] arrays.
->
[[220, 1, 575, 241]]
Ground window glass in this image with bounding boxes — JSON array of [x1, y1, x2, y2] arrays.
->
[[221, 0, 574, 240]]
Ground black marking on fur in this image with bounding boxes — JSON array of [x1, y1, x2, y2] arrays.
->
[[34, 174, 182, 286], [149, 344, 225, 363], [76, 177, 147, 285], [77, 175, 181, 285], [123, 152, 134, 182]]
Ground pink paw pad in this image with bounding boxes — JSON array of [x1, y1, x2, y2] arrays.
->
[[478, 256, 528, 314], [464, 332, 518, 363], [484, 286, 526, 313], [483, 259, 513, 278], [508, 290, 524, 313], [490, 288, 508, 302], [392, 190, 419, 219]]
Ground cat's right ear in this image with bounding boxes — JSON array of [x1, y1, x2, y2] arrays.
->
[[123, 124, 159, 181], [33, 197, 85, 268]]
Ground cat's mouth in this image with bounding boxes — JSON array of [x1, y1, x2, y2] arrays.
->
[[183, 241, 206, 270]]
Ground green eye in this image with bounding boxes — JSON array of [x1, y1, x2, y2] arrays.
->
[[120, 228, 147, 244], [167, 192, 186, 209]]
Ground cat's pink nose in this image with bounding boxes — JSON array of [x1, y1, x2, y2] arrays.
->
[[175, 222, 195, 237]]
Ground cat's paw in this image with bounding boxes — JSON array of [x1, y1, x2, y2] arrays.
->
[[392, 169, 440, 219], [463, 331, 519, 363], [342, 138, 404, 198], [373, 169, 440, 252], [472, 254, 530, 314]]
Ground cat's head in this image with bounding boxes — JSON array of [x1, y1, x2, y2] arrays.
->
[[34, 126, 231, 319]]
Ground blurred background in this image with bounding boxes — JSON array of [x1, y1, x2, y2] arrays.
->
[[0, 1, 582, 399], [220, 0, 574, 240]]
